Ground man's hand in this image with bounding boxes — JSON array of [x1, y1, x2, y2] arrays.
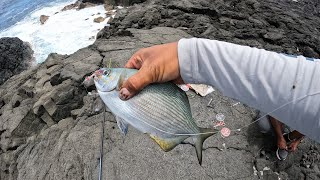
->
[[277, 136, 288, 150], [288, 137, 304, 152], [119, 42, 184, 100]]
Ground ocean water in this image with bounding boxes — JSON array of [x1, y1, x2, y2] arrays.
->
[[0, 0, 112, 63]]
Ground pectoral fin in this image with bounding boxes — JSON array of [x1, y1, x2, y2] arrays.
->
[[149, 134, 189, 152], [116, 116, 128, 135]]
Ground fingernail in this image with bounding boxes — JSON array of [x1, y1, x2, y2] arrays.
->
[[119, 88, 130, 100]]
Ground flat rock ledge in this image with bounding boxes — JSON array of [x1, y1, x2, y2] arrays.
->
[[1, 27, 319, 180], [1, 0, 320, 178]]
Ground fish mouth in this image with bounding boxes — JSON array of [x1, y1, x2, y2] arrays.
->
[[84, 69, 103, 81], [83, 69, 112, 92]]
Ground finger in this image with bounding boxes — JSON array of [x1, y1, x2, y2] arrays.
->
[[119, 70, 152, 100], [288, 147, 294, 152], [125, 55, 144, 69], [288, 144, 294, 152]]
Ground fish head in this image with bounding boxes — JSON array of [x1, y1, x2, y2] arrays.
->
[[92, 68, 123, 92]]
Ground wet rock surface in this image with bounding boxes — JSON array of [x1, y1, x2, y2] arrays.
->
[[1, 0, 320, 180], [93, 16, 106, 23], [61, 0, 147, 11], [40, 15, 49, 24], [0, 37, 34, 86]]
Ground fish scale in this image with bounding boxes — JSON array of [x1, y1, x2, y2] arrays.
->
[[92, 68, 218, 164], [146, 86, 195, 131], [129, 83, 198, 133]]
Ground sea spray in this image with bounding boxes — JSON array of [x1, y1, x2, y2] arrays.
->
[[0, 2, 113, 63]]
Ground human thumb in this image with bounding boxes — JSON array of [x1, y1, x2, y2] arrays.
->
[[119, 70, 152, 100]]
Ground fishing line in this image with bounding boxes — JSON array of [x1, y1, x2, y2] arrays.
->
[[121, 91, 320, 136], [85, 69, 320, 137], [229, 90, 320, 132]]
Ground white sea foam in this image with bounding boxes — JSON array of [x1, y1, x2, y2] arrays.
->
[[0, 1, 112, 63]]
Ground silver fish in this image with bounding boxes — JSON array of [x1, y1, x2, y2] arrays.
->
[[92, 68, 217, 164]]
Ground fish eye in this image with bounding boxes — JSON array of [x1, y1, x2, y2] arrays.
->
[[103, 69, 111, 76]]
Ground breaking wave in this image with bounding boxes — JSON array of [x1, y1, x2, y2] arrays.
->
[[0, 0, 111, 63]]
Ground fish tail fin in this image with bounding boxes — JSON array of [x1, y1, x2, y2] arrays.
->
[[194, 128, 218, 165]]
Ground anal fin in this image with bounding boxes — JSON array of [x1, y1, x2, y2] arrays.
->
[[149, 134, 189, 152]]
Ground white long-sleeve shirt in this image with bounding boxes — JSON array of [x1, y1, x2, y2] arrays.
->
[[178, 38, 320, 143]]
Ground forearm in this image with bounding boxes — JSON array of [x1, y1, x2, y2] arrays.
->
[[178, 38, 294, 108], [178, 38, 320, 143]]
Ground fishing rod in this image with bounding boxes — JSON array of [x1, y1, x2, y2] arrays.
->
[[83, 84, 106, 180], [98, 104, 106, 180], [83, 73, 108, 180]]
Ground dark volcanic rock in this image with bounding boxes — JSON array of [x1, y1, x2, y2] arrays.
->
[[95, 0, 320, 179], [61, 1, 81, 11], [0, 37, 33, 86], [63, 0, 146, 11], [40, 15, 49, 24], [103, 0, 320, 58], [61, 1, 96, 11], [1, 25, 317, 180], [1, 0, 320, 180], [82, 0, 147, 6], [82, 0, 105, 4], [93, 16, 105, 23], [0, 27, 266, 180]]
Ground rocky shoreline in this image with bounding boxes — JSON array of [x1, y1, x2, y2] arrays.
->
[[0, 37, 34, 86], [1, 0, 320, 179]]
